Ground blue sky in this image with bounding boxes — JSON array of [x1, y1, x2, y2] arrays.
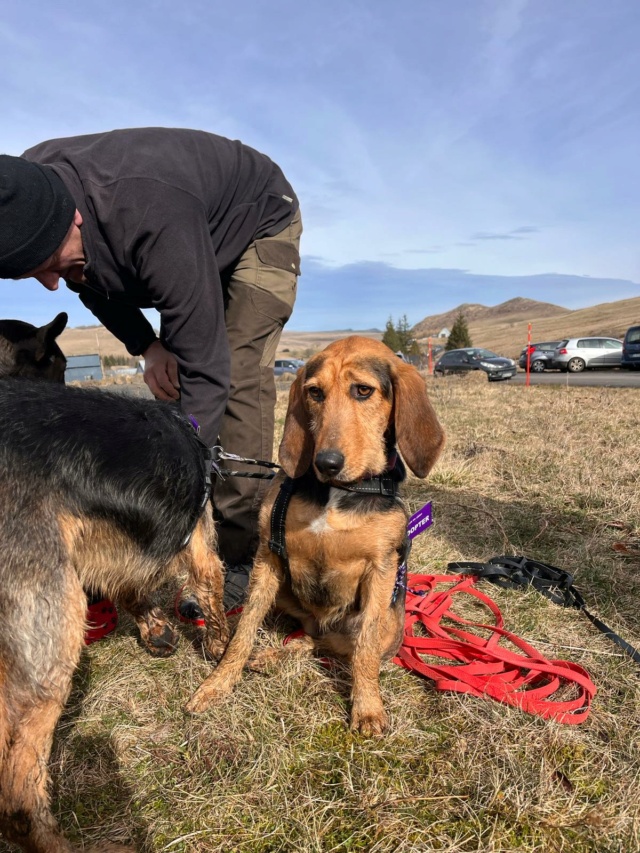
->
[[2, 0, 639, 330]]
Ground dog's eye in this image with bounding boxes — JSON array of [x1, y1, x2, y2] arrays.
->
[[307, 386, 324, 402], [352, 384, 374, 400]]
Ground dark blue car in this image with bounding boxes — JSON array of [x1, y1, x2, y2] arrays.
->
[[621, 325, 640, 370]]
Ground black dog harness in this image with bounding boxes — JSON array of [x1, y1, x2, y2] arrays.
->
[[268, 453, 410, 604]]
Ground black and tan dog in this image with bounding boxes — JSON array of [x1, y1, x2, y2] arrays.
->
[[186, 336, 445, 736], [0, 314, 227, 853]]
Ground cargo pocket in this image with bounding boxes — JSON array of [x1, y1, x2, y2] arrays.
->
[[254, 240, 299, 310], [255, 240, 301, 276], [250, 285, 294, 327]]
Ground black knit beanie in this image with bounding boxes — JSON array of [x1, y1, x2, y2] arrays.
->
[[0, 155, 76, 278]]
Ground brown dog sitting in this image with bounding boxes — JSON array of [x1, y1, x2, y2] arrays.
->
[[186, 336, 445, 735]]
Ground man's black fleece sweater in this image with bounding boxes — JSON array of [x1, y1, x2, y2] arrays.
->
[[23, 127, 299, 446]]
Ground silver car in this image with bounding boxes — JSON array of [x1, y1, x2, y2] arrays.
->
[[274, 358, 305, 376], [552, 337, 623, 372]]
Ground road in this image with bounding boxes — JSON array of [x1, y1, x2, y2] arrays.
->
[[509, 369, 640, 388]]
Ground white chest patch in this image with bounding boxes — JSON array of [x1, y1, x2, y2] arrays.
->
[[308, 488, 342, 535]]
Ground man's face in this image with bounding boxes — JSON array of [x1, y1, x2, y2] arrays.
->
[[15, 209, 86, 290]]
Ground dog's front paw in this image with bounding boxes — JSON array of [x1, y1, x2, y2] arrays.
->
[[246, 648, 280, 673], [184, 679, 232, 715], [140, 621, 180, 658], [350, 707, 389, 737]]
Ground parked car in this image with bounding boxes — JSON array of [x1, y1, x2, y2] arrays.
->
[[552, 337, 623, 372], [433, 348, 517, 381], [621, 325, 640, 370], [274, 358, 305, 376], [518, 341, 564, 372]]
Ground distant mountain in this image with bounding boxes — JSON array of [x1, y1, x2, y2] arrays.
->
[[412, 297, 567, 338], [412, 295, 640, 359]]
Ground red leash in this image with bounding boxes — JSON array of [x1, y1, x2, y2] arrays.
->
[[175, 576, 596, 724], [394, 574, 596, 724]]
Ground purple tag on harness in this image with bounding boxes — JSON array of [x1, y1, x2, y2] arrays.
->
[[406, 501, 433, 539]]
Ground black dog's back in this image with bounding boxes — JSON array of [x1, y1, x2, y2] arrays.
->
[[0, 380, 207, 561]]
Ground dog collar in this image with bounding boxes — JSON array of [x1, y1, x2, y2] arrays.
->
[[333, 451, 405, 497]]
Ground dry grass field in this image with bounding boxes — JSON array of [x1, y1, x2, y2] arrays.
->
[[2, 373, 638, 853]]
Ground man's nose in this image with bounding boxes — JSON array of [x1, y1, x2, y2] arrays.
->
[[36, 272, 60, 291]]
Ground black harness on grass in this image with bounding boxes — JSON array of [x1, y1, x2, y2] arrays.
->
[[449, 555, 640, 665]]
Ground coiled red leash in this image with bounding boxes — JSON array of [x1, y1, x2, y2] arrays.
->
[[393, 573, 596, 724]]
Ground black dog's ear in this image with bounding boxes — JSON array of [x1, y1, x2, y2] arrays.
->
[[41, 312, 68, 341], [35, 313, 68, 360]]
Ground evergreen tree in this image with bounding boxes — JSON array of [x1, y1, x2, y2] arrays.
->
[[446, 311, 473, 350], [382, 316, 401, 352], [396, 315, 413, 352]]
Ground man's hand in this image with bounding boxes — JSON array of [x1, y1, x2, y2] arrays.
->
[[142, 340, 180, 401]]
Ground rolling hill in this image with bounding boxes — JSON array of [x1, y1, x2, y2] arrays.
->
[[412, 296, 640, 359]]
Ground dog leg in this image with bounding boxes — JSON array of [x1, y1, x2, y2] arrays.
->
[[0, 692, 135, 853], [348, 565, 396, 737], [185, 553, 281, 713], [0, 695, 78, 853], [121, 594, 180, 658], [183, 513, 229, 661]]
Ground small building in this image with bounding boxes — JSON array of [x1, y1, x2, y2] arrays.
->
[[65, 354, 103, 382], [438, 327, 450, 338]]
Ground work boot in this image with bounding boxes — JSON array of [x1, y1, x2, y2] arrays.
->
[[222, 563, 252, 611]]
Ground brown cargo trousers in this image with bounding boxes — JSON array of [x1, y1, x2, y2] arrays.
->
[[214, 209, 302, 567]]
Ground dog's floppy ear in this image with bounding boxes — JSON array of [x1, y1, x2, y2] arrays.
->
[[278, 368, 314, 478], [35, 312, 68, 361], [392, 360, 444, 478]]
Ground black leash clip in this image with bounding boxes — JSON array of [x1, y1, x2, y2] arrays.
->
[[209, 446, 281, 481]]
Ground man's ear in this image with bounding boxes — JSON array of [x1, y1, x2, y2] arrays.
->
[[278, 370, 314, 478]]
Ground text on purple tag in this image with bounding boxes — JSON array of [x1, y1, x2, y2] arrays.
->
[[406, 501, 433, 540]]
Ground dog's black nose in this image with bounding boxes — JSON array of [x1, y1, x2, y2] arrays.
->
[[315, 450, 345, 477]]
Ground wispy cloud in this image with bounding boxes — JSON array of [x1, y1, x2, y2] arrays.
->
[[471, 226, 540, 241]]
